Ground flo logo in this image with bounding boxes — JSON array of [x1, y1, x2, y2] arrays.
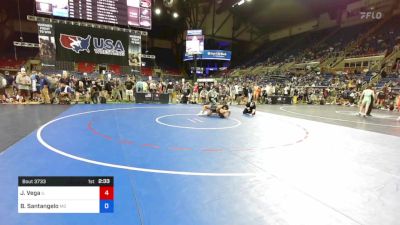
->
[[360, 11, 383, 20], [60, 34, 91, 53]]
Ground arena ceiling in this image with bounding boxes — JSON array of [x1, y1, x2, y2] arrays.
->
[[0, 0, 367, 51], [213, 0, 359, 32], [2, 0, 363, 35]]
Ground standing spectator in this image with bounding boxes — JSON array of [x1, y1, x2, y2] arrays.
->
[[192, 82, 199, 103], [99, 80, 108, 104], [182, 82, 191, 96], [15, 72, 23, 101], [30, 71, 40, 102], [73, 77, 84, 104], [81, 74, 91, 91], [230, 84, 236, 105], [116, 78, 125, 100], [167, 81, 174, 103], [39, 73, 51, 104], [266, 83, 273, 98], [90, 81, 99, 104], [199, 87, 208, 104], [284, 85, 290, 97], [254, 84, 261, 103], [236, 84, 243, 104], [149, 81, 157, 94], [135, 80, 143, 93], [173, 81, 181, 103], [48, 75, 59, 104], [242, 85, 249, 104], [104, 79, 113, 101], [125, 77, 135, 102], [4, 71, 14, 102], [16, 72, 31, 103], [0, 73, 6, 103], [157, 81, 163, 94], [356, 78, 362, 91], [234, 83, 240, 102], [143, 80, 149, 93], [247, 84, 253, 102], [219, 85, 228, 103]]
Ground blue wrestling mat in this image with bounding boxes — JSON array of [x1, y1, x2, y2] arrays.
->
[[0, 104, 326, 225]]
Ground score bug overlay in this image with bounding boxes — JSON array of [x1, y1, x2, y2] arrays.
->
[[18, 176, 114, 213]]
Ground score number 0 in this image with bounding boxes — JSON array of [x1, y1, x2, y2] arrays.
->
[[99, 182, 114, 213]]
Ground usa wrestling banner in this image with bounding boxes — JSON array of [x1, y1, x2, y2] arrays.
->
[[54, 23, 130, 65]]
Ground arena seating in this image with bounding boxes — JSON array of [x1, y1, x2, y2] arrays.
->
[[0, 58, 26, 70]]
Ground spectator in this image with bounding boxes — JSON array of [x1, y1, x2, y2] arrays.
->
[[56, 82, 74, 104], [167, 81, 174, 103], [0, 73, 6, 103], [199, 88, 208, 104], [16, 72, 31, 103], [90, 81, 99, 104], [39, 73, 51, 104], [4, 71, 14, 101], [125, 77, 135, 102], [30, 71, 40, 102]]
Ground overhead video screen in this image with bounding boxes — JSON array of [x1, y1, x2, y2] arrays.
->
[[35, 0, 152, 29], [186, 35, 204, 55]]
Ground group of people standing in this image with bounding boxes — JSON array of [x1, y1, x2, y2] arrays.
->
[[1, 70, 399, 121]]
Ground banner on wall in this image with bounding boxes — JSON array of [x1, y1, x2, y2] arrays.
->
[[128, 35, 141, 67], [37, 22, 56, 66], [54, 23, 130, 66], [183, 50, 232, 61]]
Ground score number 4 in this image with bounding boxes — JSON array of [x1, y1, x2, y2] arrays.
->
[[100, 186, 114, 213]]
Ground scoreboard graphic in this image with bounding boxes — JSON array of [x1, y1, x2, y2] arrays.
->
[[35, 0, 152, 29], [18, 176, 114, 213]]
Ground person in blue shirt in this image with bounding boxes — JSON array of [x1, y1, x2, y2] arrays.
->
[[39, 73, 50, 104]]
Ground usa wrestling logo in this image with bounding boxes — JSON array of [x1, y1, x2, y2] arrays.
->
[[59, 34, 91, 54], [59, 33, 125, 56]]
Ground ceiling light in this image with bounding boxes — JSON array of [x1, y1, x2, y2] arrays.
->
[[155, 8, 161, 15], [232, 0, 249, 7], [173, 12, 179, 18]]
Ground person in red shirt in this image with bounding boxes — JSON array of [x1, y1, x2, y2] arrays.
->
[[192, 82, 199, 103]]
